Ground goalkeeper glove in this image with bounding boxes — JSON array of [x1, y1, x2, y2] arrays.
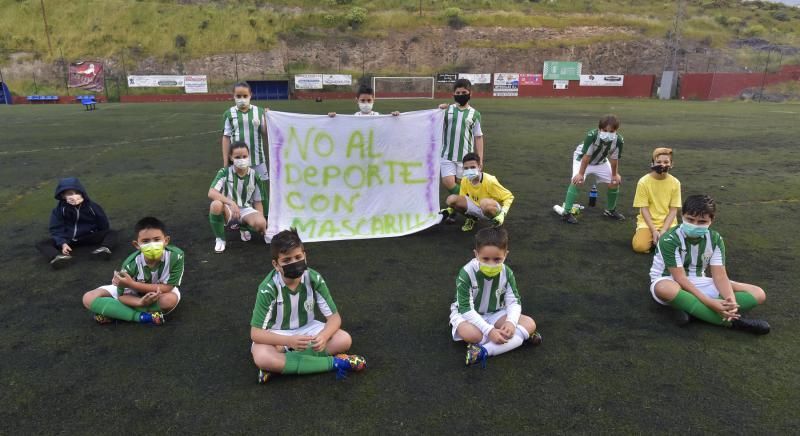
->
[[492, 210, 506, 226]]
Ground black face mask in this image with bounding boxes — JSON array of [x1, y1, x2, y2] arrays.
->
[[651, 164, 670, 174], [281, 259, 307, 279], [454, 93, 470, 106]]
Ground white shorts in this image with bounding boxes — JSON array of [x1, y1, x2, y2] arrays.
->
[[440, 160, 463, 179], [224, 205, 259, 225], [268, 319, 326, 337], [449, 307, 509, 341], [99, 284, 182, 312], [650, 276, 719, 305], [572, 145, 612, 184], [253, 162, 269, 181], [465, 198, 500, 221]]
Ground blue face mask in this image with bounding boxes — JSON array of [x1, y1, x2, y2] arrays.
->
[[463, 168, 480, 180], [681, 221, 710, 238]]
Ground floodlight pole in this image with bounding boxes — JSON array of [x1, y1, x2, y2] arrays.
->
[[40, 0, 53, 57], [60, 47, 69, 96]]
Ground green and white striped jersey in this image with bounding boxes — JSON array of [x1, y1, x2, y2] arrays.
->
[[251, 268, 338, 331], [453, 259, 521, 315], [210, 166, 262, 208], [118, 245, 185, 294], [441, 104, 483, 162], [575, 129, 624, 165], [222, 105, 267, 167], [650, 226, 726, 282]]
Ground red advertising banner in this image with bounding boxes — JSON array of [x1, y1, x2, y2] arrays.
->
[[519, 74, 543, 86], [68, 61, 104, 92]]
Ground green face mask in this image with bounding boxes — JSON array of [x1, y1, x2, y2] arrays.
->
[[479, 262, 503, 277], [140, 241, 165, 262]]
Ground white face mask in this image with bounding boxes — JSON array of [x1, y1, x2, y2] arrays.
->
[[598, 131, 617, 142], [358, 102, 373, 114], [235, 97, 250, 110], [233, 158, 250, 169], [65, 194, 84, 206], [463, 168, 480, 180]]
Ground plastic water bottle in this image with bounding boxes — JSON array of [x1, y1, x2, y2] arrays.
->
[[589, 184, 598, 207]]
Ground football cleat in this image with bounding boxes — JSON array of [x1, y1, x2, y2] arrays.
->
[[730, 318, 770, 335], [214, 238, 226, 253], [465, 343, 488, 368], [332, 353, 367, 379], [94, 314, 114, 325], [461, 218, 475, 232], [603, 209, 625, 221], [257, 369, 272, 384], [240, 230, 252, 242], [91, 246, 112, 260], [528, 331, 543, 347]]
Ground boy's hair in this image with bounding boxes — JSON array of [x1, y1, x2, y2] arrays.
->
[[230, 141, 250, 155], [475, 227, 509, 251], [683, 195, 716, 219], [357, 84, 374, 97], [462, 152, 481, 165], [454, 78, 472, 91], [233, 81, 251, 92], [652, 147, 673, 162], [598, 114, 620, 130], [271, 228, 304, 260], [134, 216, 166, 236]]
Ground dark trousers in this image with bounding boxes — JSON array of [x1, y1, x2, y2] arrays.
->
[[35, 229, 118, 260]]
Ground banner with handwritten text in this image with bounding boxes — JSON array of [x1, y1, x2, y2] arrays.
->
[[266, 110, 444, 242]]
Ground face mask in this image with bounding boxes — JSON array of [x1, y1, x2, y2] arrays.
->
[[598, 131, 617, 142], [454, 93, 470, 106], [681, 222, 710, 238], [65, 194, 84, 206], [235, 97, 250, 110], [463, 168, 480, 180], [479, 262, 503, 277], [281, 259, 307, 279], [358, 102, 373, 114], [651, 164, 670, 174], [140, 241, 165, 262], [233, 158, 250, 169]]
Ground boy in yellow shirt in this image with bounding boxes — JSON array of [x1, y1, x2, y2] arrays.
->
[[442, 153, 514, 232], [632, 147, 681, 253]]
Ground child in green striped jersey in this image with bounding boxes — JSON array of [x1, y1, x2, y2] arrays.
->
[[208, 141, 268, 253], [449, 227, 541, 367], [438, 79, 484, 223], [82, 217, 184, 326], [221, 82, 269, 182], [553, 114, 625, 224], [250, 228, 366, 383], [650, 195, 770, 334], [327, 84, 400, 117]]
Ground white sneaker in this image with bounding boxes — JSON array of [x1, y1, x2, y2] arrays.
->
[[264, 233, 272, 244], [214, 238, 226, 253], [240, 230, 252, 242], [553, 204, 565, 216]]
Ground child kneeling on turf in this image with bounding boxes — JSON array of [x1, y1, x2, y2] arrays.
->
[[450, 227, 541, 367], [36, 177, 117, 269], [208, 141, 268, 253], [443, 152, 513, 232], [250, 228, 366, 383], [632, 147, 681, 253], [82, 217, 184, 325], [650, 195, 770, 334]]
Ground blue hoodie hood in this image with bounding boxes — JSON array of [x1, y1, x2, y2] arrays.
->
[[54, 177, 90, 202]]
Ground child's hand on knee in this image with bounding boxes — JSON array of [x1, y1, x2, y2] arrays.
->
[[311, 334, 329, 352], [287, 335, 314, 350], [499, 322, 515, 339]]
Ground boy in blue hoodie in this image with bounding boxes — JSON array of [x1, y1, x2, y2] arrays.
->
[[35, 177, 117, 269]]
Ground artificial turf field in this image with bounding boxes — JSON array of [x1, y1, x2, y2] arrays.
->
[[1, 98, 799, 434]]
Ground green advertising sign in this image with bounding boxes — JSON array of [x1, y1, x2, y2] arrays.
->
[[543, 61, 582, 81]]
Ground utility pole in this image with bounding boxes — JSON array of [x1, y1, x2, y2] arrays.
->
[[758, 48, 772, 103], [40, 0, 53, 56], [668, 0, 685, 71], [419, 0, 422, 17]]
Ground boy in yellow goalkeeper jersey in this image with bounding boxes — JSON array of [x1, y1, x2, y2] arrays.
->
[[443, 153, 514, 232]]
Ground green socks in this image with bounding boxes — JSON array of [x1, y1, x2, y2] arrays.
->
[[89, 297, 140, 322], [209, 212, 225, 239], [563, 184, 579, 210], [282, 350, 334, 375], [607, 187, 619, 210], [669, 290, 761, 326], [447, 185, 460, 195]]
